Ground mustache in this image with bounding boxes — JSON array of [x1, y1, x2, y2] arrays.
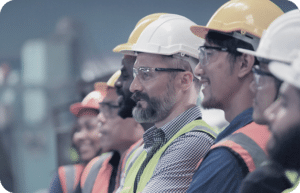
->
[[131, 91, 150, 102]]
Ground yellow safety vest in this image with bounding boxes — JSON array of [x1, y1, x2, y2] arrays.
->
[[120, 119, 218, 193]]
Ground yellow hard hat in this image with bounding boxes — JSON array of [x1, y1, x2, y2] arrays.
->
[[113, 13, 167, 53], [191, 0, 284, 49]]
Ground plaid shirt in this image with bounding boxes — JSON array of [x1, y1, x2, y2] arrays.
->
[[141, 106, 214, 193]]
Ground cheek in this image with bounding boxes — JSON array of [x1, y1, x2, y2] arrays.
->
[[90, 129, 101, 143], [72, 133, 80, 146], [257, 90, 276, 110]]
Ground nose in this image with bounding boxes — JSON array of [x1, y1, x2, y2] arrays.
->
[[76, 128, 88, 140], [115, 77, 122, 89], [129, 76, 143, 93], [264, 99, 279, 125], [97, 112, 106, 126], [194, 63, 205, 80]]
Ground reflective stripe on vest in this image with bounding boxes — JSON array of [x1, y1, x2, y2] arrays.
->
[[117, 139, 144, 191], [211, 122, 270, 172], [120, 119, 217, 193], [90, 155, 114, 193], [81, 152, 113, 193], [58, 164, 84, 193]]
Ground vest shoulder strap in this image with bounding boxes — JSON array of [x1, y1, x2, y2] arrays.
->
[[58, 164, 84, 193], [81, 152, 113, 193], [212, 122, 269, 172], [136, 119, 215, 192], [190, 123, 219, 139]]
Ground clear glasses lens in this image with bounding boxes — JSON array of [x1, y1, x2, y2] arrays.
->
[[133, 67, 154, 81], [198, 47, 220, 66]]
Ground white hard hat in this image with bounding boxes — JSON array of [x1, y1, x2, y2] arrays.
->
[[269, 50, 300, 90], [237, 9, 300, 63], [116, 13, 204, 59]]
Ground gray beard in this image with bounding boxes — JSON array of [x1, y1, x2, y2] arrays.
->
[[133, 86, 176, 123]]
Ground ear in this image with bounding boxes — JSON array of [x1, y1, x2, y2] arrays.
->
[[178, 71, 193, 91], [237, 54, 255, 78]]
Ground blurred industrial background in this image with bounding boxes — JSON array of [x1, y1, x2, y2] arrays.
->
[[0, 0, 297, 192]]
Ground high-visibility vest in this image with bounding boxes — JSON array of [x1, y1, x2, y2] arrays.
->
[[116, 139, 144, 191], [120, 119, 218, 193], [58, 164, 84, 193], [80, 152, 113, 193], [210, 122, 270, 173]]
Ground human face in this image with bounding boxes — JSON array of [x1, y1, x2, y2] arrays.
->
[[194, 42, 239, 110], [72, 115, 102, 163], [250, 64, 277, 125], [98, 88, 143, 153], [265, 83, 300, 169], [115, 55, 137, 119], [129, 53, 177, 123]]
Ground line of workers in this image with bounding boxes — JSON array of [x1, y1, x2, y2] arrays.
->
[[49, 0, 300, 192]]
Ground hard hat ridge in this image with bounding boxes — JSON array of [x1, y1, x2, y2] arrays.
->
[[269, 50, 300, 90], [113, 13, 204, 60], [191, 0, 284, 50], [238, 10, 300, 63]]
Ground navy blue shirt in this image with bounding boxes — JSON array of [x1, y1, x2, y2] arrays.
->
[[187, 108, 253, 193], [49, 172, 63, 193]]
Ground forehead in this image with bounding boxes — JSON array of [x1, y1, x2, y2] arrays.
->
[[122, 55, 136, 70], [135, 53, 168, 67], [102, 88, 118, 103], [78, 115, 97, 123]]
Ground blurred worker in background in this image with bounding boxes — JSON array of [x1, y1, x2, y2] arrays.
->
[[115, 13, 218, 193], [49, 89, 105, 193], [238, 9, 300, 193], [78, 70, 144, 193], [187, 0, 284, 192]]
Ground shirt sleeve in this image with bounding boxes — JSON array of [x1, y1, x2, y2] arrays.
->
[[142, 132, 214, 193], [187, 148, 245, 193], [49, 171, 63, 193]]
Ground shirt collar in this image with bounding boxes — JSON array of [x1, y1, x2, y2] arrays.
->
[[143, 106, 202, 149], [215, 107, 253, 143]]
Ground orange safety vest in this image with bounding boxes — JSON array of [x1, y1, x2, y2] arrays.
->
[[80, 152, 113, 193], [58, 164, 84, 193], [210, 122, 270, 173]]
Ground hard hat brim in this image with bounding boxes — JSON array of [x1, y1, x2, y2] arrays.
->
[[190, 25, 234, 39], [70, 103, 99, 117], [113, 43, 134, 53], [237, 48, 257, 57], [237, 48, 292, 64], [269, 61, 300, 90]]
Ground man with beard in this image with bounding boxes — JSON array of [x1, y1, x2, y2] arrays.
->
[[263, 52, 300, 192], [187, 0, 284, 192], [114, 13, 218, 193], [236, 10, 300, 193]]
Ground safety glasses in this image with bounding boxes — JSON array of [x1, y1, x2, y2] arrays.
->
[[133, 67, 185, 81], [198, 46, 228, 66], [99, 102, 119, 119], [252, 65, 276, 90]]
